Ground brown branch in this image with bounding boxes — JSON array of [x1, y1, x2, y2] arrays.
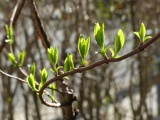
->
[[28, 0, 50, 49], [39, 32, 160, 107], [0, 0, 26, 53]]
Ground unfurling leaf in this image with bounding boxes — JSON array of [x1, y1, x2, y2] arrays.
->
[[139, 23, 146, 41], [8, 53, 16, 65], [18, 51, 25, 66], [64, 54, 74, 72], [39, 68, 48, 90], [94, 23, 105, 49], [5, 24, 14, 45], [47, 47, 59, 73], [144, 36, 152, 41], [114, 29, 125, 56], [133, 32, 140, 40], [134, 23, 152, 42], [26, 74, 37, 91], [105, 46, 115, 58], [78, 35, 90, 65]]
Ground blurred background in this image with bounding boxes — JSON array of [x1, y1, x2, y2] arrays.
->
[[0, 0, 160, 120]]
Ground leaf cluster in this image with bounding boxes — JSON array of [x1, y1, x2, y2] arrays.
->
[[6, 22, 153, 104]]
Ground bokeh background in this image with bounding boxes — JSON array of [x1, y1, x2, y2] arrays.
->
[[0, 0, 160, 120]]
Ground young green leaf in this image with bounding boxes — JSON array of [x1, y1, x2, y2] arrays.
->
[[5, 25, 13, 45], [78, 35, 90, 65], [29, 63, 36, 76], [134, 23, 152, 42], [26, 74, 37, 91], [133, 32, 140, 40], [64, 54, 74, 72], [139, 23, 146, 42], [47, 47, 58, 65], [47, 47, 59, 73], [18, 51, 25, 66], [68, 54, 74, 70], [64, 58, 70, 72], [104, 46, 115, 58], [114, 29, 125, 56], [108, 47, 115, 58], [85, 36, 90, 58], [39, 68, 48, 90], [40, 69, 48, 83], [78, 35, 85, 59], [8, 53, 16, 65], [5, 25, 9, 37], [144, 36, 152, 41], [94, 23, 105, 49]]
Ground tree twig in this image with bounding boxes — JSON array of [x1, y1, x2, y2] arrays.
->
[[0, 69, 26, 83], [28, 0, 50, 49], [39, 32, 160, 107]]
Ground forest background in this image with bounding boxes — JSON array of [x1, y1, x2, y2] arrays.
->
[[0, 0, 160, 120]]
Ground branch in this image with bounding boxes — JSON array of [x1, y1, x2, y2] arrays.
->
[[39, 32, 160, 107], [28, 0, 50, 49], [0, 69, 26, 83]]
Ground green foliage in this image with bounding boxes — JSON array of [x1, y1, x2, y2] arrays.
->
[[47, 47, 62, 73], [78, 35, 90, 65], [114, 29, 125, 57], [18, 51, 25, 67], [94, 23, 106, 56], [29, 63, 36, 76], [64, 54, 74, 72], [26, 74, 37, 91], [39, 68, 48, 90], [94, 23, 104, 49], [134, 23, 152, 43], [8, 53, 16, 66], [47, 47, 58, 66], [5, 24, 14, 45]]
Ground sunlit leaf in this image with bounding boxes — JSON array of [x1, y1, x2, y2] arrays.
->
[[134, 23, 152, 43], [8, 53, 16, 65], [39, 68, 48, 90], [85, 36, 90, 58], [107, 47, 115, 58], [5, 25, 13, 45], [133, 32, 140, 40], [114, 29, 125, 56], [78, 35, 90, 65], [144, 36, 152, 42], [94, 23, 105, 49], [47, 47, 58, 66], [139, 23, 146, 42], [26, 74, 36, 91], [64, 54, 74, 72], [18, 51, 25, 66]]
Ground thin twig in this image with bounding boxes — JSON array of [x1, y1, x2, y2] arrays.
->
[[0, 69, 26, 83], [39, 32, 160, 107]]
